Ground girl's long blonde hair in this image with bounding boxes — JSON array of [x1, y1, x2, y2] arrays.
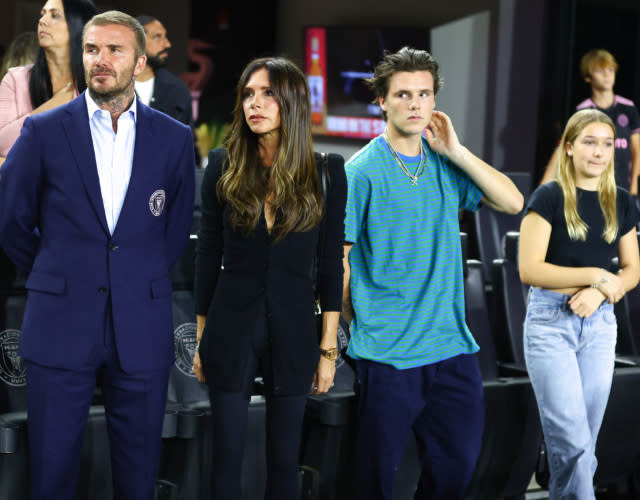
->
[[217, 57, 323, 243], [555, 108, 617, 243]]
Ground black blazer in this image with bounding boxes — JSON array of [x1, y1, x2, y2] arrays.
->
[[195, 148, 347, 395], [150, 68, 193, 127]]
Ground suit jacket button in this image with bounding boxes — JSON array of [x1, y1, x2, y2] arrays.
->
[[98, 286, 108, 294], [109, 244, 119, 251]]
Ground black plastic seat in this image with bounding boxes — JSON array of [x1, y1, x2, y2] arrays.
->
[[613, 231, 640, 359], [156, 397, 267, 500], [490, 231, 529, 369], [169, 234, 197, 292], [473, 171, 531, 286], [0, 291, 27, 415]]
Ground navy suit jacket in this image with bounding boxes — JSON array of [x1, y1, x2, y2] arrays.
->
[[0, 93, 195, 374]]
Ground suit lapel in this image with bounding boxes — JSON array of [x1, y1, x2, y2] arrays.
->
[[112, 102, 154, 238], [62, 94, 109, 235]]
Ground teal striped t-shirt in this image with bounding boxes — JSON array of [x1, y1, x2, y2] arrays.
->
[[344, 135, 483, 369]]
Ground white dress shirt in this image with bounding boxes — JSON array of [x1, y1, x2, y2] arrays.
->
[[85, 92, 137, 235], [134, 77, 154, 106]]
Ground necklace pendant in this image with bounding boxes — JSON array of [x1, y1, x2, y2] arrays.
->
[[410, 177, 418, 186]]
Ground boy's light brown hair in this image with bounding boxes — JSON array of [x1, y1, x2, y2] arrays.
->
[[580, 49, 618, 80]]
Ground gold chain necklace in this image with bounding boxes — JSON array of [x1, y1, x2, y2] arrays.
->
[[382, 131, 426, 186]]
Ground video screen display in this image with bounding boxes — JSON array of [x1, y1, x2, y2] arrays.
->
[[304, 26, 431, 139]]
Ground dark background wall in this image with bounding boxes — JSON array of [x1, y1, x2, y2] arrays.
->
[[535, 0, 640, 185], [3, 0, 640, 185]]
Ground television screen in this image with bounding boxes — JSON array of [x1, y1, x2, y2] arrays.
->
[[304, 26, 431, 139]]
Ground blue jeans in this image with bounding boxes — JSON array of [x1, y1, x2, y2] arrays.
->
[[524, 287, 617, 500]]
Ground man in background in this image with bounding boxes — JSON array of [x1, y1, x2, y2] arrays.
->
[[135, 14, 193, 126], [539, 49, 640, 194]]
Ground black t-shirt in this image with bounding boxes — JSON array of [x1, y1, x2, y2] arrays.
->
[[576, 96, 640, 190], [525, 182, 638, 269]]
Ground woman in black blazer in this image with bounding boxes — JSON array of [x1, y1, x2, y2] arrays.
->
[[192, 56, 347, 499]]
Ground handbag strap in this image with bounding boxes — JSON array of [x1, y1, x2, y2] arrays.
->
[[318, 152, 329, 248], [314, 153, 330, 312]]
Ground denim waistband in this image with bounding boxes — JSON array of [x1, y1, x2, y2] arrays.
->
[[527, 287, 571, 305], [527, 286, 613, 312]]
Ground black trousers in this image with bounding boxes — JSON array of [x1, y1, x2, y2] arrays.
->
[[207, 304, 308, 500]]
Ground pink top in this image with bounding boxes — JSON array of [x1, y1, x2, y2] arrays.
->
[[0, 65, 34, 157], [0, 64, 79, 157]]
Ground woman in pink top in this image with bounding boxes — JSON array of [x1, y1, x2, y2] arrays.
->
[[0, 0, 97, 161]]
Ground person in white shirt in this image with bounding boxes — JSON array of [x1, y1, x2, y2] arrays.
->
[[134, 14, 193, 127]]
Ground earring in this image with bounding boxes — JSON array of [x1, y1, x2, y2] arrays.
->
[[567, 152, 573, 156]]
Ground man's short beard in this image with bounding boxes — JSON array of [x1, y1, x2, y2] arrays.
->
[[89, 87, 121, 101], [147, 53, 169, 70]]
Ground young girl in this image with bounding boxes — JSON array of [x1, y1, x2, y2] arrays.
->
[[519, 108, 640, 499]]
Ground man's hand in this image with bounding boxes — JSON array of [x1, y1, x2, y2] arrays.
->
[[425, 110, 462, 159]]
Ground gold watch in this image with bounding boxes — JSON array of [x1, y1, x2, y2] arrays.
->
[[319, 347, 339, 361]]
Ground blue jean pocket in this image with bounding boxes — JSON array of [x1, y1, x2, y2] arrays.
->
[[527, 306, 562, 324]]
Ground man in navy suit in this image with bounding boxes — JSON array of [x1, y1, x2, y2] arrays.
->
[[0, 10, 194, 499]]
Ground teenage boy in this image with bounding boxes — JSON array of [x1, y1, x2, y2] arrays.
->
[[342, 46, 524, 500], [540, 49, 640, 193]]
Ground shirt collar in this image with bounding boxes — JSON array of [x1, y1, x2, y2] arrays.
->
[[85, 90, 138, 122]]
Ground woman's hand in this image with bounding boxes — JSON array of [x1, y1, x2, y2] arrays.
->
[[596, 271, 625, 304], [568, 288, 606, 318], [30, 82, 74, 116], [192, 350, 205, 383], [312, 356, 336, 394], [49, 81, 74, 106], [192, 314, 206, 383]]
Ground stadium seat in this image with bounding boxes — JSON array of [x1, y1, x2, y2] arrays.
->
[[473, 171, 531, 285]]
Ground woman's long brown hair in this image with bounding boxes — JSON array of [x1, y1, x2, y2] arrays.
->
[[217, 57, 323, 242]]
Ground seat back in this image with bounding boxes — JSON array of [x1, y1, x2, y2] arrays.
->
[[170, 235, 197, 292], [0, 291, 27, 415], [473, 172, 530, 284], [491, 231, 528, 368], [465, 259, 499, 380], [620, 231, 640, 353]]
